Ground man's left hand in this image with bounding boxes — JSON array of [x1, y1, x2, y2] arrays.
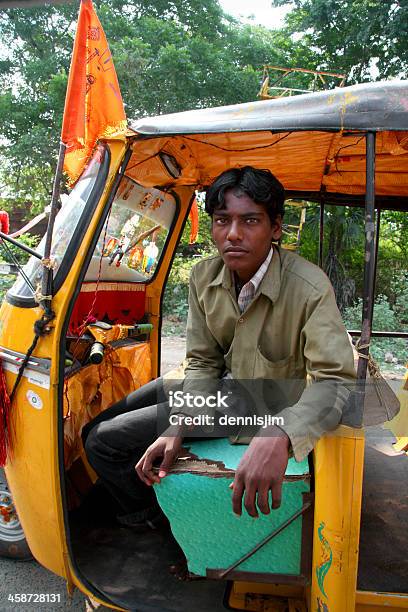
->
[[230, 426, 290, 517]]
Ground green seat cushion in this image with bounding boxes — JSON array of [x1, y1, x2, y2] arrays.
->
[[154, 438, 310, 578]]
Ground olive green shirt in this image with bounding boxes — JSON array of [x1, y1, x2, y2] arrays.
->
[[181, 245, 356, 461]]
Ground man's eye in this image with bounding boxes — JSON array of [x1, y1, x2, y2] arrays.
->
[[246, 218, 259, 224], [215, 218, 228, 224]]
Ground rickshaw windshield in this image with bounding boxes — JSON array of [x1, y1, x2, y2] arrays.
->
[[83, 176, 177, 283], [8, 145, 107, 302]]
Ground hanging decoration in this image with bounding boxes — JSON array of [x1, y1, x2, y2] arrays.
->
[[189, 198, 199, 244], [142, 241, 159, 274], [0, 212, 10, 235], [0, 361, 11, 467], [127, 245, 144, 269]]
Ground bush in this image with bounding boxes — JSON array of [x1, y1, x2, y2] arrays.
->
[[343, 295, 408, 364], [0, 233, 40, 266], [0, 274, 15, 302]]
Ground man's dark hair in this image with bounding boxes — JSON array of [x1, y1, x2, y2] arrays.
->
[[205, 166, 285, 223]]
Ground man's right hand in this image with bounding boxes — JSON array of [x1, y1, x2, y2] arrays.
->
[[135, 434, 183, 486]]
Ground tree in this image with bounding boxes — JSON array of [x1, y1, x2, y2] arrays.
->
[[299, 204, 365, 311], [0, 0, 301, 216], [272, 0, 408, 83]]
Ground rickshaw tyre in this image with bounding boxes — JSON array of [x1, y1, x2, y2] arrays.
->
[[0, 537, 33, 561], [0, 469, 33, 561]]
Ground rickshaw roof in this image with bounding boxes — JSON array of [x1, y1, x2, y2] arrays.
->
[[130, 81, 408, 135], [126, 81, 408, 210]]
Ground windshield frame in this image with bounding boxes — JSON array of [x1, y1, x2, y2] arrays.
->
[[6, 145, 111, 308]]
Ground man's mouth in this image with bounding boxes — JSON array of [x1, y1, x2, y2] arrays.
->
[[224, 246, 248, 254]]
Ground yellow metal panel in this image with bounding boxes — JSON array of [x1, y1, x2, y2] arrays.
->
[[1, 140, 127, 584], [3, 374, 66, 577], [310, 425, 365, 612], [356, 590, 408, 611]]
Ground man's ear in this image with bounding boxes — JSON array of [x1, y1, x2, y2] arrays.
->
[[271, 215, 283, 241]]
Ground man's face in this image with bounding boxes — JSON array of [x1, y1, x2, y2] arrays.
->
[[211, 189, 282, 282]]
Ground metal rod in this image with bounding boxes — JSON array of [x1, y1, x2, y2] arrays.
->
[[0, 231, 42, 259], [218, 501, 312, 579], [370, 208, 381, 324], [318, 201, 324, 268], [40, 141, 66, 309], [348, 330, 408, 339], [357, 132, 376, 381], [267, 86, 310, 93], [263, 65, 346, 79]]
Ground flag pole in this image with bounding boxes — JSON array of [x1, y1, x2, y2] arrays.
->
[[39, 140, 66, 316]]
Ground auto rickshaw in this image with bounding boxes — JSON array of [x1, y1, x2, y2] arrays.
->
[[0, 80, 407, 612]]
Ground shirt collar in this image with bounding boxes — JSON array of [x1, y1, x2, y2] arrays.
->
[[243, 245, 273, 294], [209, 244, 282, 304]]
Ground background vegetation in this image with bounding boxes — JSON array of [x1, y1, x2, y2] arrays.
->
[[0, 0, 407, 367]]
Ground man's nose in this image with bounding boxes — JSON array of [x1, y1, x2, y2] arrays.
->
[[226, 220, 242, 241]]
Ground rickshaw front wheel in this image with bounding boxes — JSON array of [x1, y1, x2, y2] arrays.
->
[[0, 469, 32, 560]]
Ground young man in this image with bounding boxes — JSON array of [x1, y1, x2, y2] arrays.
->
[[84, 166, 355, 524]]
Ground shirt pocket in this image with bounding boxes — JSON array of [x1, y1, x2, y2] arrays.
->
[[255, 348, 306, 407], [255, 347, 297, 379]]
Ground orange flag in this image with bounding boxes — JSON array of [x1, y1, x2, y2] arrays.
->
[[61, 0, 127, 184]]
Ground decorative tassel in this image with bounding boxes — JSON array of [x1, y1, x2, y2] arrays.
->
[[0, 359, 11, 467], [0, 211, 10, 234]]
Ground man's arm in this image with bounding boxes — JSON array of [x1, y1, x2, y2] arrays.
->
[[232, 277, 355, 516], [277, 278, 356, 461], [136, 263, 225, 482]]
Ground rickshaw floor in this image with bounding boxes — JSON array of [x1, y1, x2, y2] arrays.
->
[[357, 426, 408, 593], [69, 496, 227, 612]]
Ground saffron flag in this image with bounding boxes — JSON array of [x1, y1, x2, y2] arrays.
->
[[61, 0, 127, 184]]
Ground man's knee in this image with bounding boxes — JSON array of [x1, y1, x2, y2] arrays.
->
[[83, 425, 103, 465], [83, 422, 120, 463]]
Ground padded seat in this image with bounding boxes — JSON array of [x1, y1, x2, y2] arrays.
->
[[154, 438, 312, 583]]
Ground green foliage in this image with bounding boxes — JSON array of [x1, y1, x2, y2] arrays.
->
[[343, 295, 408, 364], [298, 203, 365, 310], [0, 233, 40, 303], [162, 213, 216, 321], [0, 275, 15, 303], [0, 233, 40, 266], [0, 0, 300, 216], [272, 0, 408, 82]]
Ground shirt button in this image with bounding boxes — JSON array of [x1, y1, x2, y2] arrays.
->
[[238, 317, 244, 323]]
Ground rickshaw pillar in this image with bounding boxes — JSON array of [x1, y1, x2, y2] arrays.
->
[[310, 425, 365, 611]]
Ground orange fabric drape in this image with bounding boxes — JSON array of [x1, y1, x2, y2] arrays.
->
[[189, 198, 199, 244], [61, 0, 127, 184]]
